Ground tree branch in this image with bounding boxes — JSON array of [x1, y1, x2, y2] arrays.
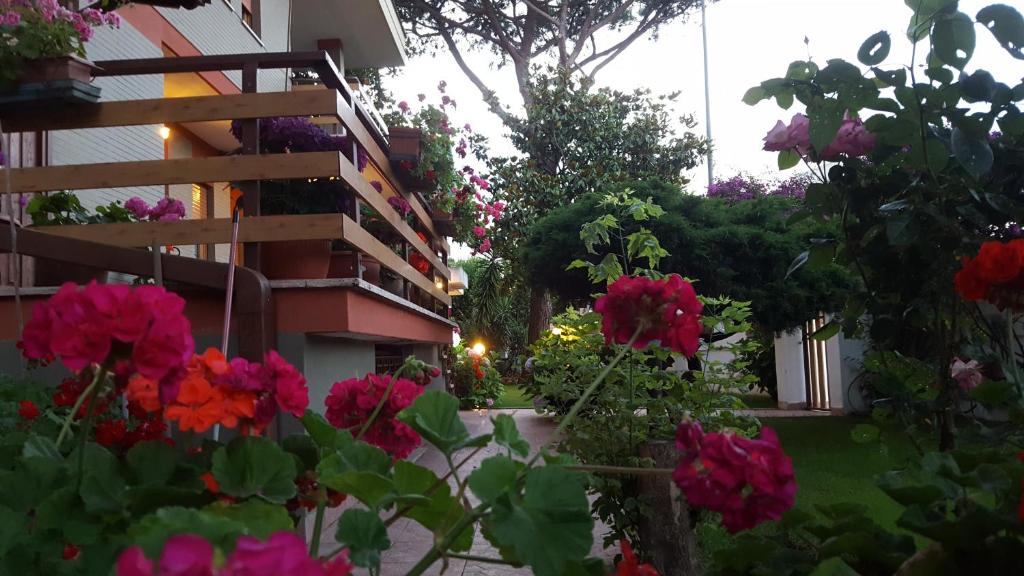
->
[[568, 0, 639, 65], [436, 25, 518, 127], [575, 11, 661, 74], [522, 0, 558, 25]]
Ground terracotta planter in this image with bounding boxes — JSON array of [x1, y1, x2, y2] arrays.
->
[[20, 55, 98, 86], [260, 240, 331, 280], [328, 251, 358, 278], [34, 258, 107, 287], [432, 209, 455, 237], [361, 256, 382, 286], [388, 127, 422, 161]]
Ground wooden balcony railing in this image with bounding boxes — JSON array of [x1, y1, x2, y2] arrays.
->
[[0, 51, 453, 312]]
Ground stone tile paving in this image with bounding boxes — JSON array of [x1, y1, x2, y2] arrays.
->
[[316, 409, 615, 576]]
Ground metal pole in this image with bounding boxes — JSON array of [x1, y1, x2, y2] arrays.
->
[[701, 1, 714, 185]]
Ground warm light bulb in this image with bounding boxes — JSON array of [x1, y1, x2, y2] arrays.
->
[[158, 125, 171, 140], [471, 342, 486, 356], [435, 280, 445, 290], [550, 327, 562, 336]]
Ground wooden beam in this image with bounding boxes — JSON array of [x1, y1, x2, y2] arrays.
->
[[340, 157, 449, 279], [3, 152, 342, 194], [34, 214, 346, 247], [1, 90, 340, 133], [341, 215, 451, 306]]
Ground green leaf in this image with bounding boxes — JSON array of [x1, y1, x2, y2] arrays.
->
[[810, 557, 861, 576], [392, 461, 473, 552], [807, 242, 835, 269], [872, 68, 907, 88], [335, 508, 391, 571], [807, 100, 845, 154], [960, 70, 997, 102], [886, 214, 917, 247], [126, 441, 178, 487], [211, 436, 297, 504], [970, 379, 1017, 407], [977, 4, 1024, 60], [486, 466, 593, 576], [778, 149, 801, 170], [742, 86, 767, 105], [851, 424, 880, 444], [301, 410, 352, 453], [858, 31, 892, 65], [468, 456, 519, 502], [932, 12, 976, 69], [492, 414, 530, 458], [202, 499, 293, 539], [22, 435, 61, 460], [316, 442, 395, 509], [398, 390, 469, 455], [951, 127, 994, 179], [128, 507, 247, 557], [809, 321, 840, 341], [0, 505, 20, 558], [282, 434, 320, 472], [78, 443, 127, 514]]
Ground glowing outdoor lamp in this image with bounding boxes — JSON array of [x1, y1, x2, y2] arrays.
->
[[471, 341, 486, 356], [550, 326, 563, 336], [158, 125, 171, 140]]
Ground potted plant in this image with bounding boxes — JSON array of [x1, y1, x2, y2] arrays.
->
[[0, 1, 120, 99], [27, 192, 184, 285], [230, 117, 365, 280]]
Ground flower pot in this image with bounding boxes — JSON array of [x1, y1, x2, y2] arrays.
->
[[260, 240, 331, 280], [388, 127, 422, 161], [432, 210, 455, 237], [34, 258, 107, 287], [361, 255, 382, 286], [328, 251, 358, 278], [20, 55, 98, 86], [381, 272, 403, 296]]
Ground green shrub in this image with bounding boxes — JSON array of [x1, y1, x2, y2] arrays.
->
[[450, 344, 504, 409]]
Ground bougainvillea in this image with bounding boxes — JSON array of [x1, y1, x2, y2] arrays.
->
[[954, 239, 1024, 310], [673, 420, 796, 533], [324, 373, 424, 459], [763, 112, 875, 160], [116, 532, 352, 576], [594, 274, 703, 357]]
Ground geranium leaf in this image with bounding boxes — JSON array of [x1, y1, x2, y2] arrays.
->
[[468, 456, 518, 502], [335, 508, 391, 571], [392, 461, 473, 552], [301, 410, 353, 453], [397, 390, 469, 455], [128, 506, 247, 557], [492, 414, 530, 458], [78, 443, 127, 514], [282, 434, 320, 472], [202, 499, 293, 539], [485, 466, 593, 576], [126, 440, 178, 487], [810, 557, 860, 576], [211, 437, 297, 504]]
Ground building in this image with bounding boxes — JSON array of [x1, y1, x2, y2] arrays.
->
[[0, 0, 458, 418]]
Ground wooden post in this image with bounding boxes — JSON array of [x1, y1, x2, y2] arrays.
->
[[240, 61, 261, 273], [636, 441, 699, 576]]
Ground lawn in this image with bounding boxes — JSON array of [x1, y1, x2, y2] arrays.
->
[[698, 416, 920, 560], [494, 385, 534, 409]]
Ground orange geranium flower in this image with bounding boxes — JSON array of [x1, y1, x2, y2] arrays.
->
[[165, 373, 225, 433], [197, 347, 231, 377], [126, 375, 161, 413], [219, 388, 256, 429]]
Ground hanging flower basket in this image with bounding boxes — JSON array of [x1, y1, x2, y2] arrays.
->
[[0, 56, 102, 105]]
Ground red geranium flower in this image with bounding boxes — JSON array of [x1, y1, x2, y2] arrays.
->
[[325, 374, 423, 459], [955, 240, 1024, 309], [616, 539, 658, 576], [18, 399, 39, 421], [595, 274, 703, 357]]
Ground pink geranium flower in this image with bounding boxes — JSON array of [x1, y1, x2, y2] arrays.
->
[[325, 374, 423, 458], [263, 350, 309, 417], [594, 274, 703, 357], [472, 226, 486, 238]]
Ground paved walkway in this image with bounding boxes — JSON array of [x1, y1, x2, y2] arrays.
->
[[317, 409, 614, 576]]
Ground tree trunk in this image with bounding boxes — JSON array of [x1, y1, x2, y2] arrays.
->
[[527, 285, 552, 343], [637, 441, 699, 576]]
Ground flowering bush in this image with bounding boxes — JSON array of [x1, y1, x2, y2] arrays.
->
[[27, 191, 184, 227], [706, 174, 809, 202], [0, 0, 120, 87], [450, 343, 503, 409], [762, 112, 875, 161], [955, 239, 1024, 310]]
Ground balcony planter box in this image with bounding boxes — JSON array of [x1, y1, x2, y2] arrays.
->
[[389, 127, 434, 191], [361, 255, 382, 286], [0, 56, 102, 105], [328, 251, 358, 278], [260, 239, 331, 280], [431, 209, 455, 237]]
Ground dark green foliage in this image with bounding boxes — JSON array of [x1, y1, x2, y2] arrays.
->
[[450, 257, 529, 360], [522, 179, 856, 332]]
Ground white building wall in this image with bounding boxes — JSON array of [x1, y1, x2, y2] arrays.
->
[[774, 329, 807, 409], [48, 21, 164, 212], [157, 0, 292, 92]]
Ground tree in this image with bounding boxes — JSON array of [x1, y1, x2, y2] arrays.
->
[[393, 1, 710, 341], [450, 256, 530, 360], [522, 179, 856, 333]]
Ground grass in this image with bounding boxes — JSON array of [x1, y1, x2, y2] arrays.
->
[[698, 416, 920, 560], [738, 393, 777, 409], [494, 385, 534, 409]]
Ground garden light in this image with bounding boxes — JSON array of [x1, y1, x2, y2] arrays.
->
[[158, 125, 171, 140], [471, 341, 486, 356], [550, 326, 563, 336]]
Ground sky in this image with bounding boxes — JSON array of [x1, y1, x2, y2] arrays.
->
[[385, 0, 1023, 196]]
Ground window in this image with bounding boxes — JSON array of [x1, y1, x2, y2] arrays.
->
[[241, 0, 259, 37]]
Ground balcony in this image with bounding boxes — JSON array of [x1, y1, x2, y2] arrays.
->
[[0, 51, 456, 358]]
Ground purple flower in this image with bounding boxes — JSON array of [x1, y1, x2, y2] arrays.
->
[[125, 197, 151, 220], [229, 116, 368, 171], [2, 12, 22, 26], [148, 197, 186, 222], [398, 101, 409, 113], [387, 195, 412, 217], [369, 180, 383, 193], [989, 131, 1003, 142]]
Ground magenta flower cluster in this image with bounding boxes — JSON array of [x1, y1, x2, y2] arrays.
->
[[764, 112, 875, 160], [125, 196, 186, 222], [673, 420, 797, 533], [229, 117, 368, 172], [707, 175, 808, 202], [1, 0, 120, 42], [387, 195, 412, 218], [117, 532, 352, 576]]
